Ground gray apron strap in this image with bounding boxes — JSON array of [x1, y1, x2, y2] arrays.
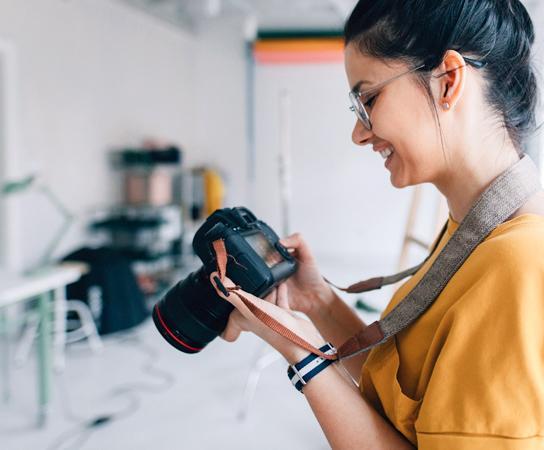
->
[[337, 155, 542, 360]]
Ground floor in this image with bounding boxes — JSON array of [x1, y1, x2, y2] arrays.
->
[[0, 259, 394, 450]]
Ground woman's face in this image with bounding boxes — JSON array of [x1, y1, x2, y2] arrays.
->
[[344, 43, 445, 188]]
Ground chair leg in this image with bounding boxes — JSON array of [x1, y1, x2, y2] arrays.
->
[[237, 341, 282, 421], [53, 287, 67, 372], [13, 310, 40, 368], [65, 300, 103, 353], [14, 296, 103, 375], [36, 292, 52, 427]]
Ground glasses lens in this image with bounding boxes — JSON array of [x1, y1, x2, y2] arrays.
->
[[349, 91, 371, 130]]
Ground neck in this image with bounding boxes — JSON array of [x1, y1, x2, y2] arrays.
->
[[434, 144, 521, 223]]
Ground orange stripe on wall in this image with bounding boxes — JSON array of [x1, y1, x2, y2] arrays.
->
[[254, 38, 344, 53], [253, 38, 344, 64], [254, 51, 345, 64]]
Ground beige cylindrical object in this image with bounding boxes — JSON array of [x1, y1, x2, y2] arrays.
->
[[124, 170, 173, 206]]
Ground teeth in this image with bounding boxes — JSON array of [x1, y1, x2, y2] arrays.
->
[[379, 147, 393, 159]]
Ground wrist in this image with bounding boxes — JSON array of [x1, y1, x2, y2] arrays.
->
[[287, 342, 337, 393], [278, 337, 327, 364], [282, 346, 313, 365], [307, 284, 340, 322]]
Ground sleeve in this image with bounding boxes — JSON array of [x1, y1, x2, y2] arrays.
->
[[414, 245, 544, 450]]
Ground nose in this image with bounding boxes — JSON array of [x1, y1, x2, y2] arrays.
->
[[351, 118, 373, 146]]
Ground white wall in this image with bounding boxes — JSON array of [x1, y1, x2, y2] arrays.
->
[[191, 16, 249, 207], [4, 0, 538, 279], [525, 0, 544, 174], [252, 62, 442, 289], [0, 0, 253, 270], [250, 3, 544, 289], [0, 0, 200, 269]]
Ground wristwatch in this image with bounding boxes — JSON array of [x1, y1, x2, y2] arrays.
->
[[287, 343, 337, 393]]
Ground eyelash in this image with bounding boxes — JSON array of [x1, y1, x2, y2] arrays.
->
[[364, 94, 378, 108]]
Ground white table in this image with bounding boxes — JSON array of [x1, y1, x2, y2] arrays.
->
[[0, 265, 83, 426]]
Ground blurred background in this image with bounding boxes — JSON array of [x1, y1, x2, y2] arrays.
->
[[0, 0, 542, 449]]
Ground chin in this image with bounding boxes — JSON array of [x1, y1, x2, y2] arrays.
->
[[390, 173, 410, 189], [389, 166, 422, 189]]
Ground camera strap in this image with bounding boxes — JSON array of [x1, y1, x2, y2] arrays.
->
[[323, 223, 447, 295], [211, 240, 339, 361], [212, 155, 541, 362]]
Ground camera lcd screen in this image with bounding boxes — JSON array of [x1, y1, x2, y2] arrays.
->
[[244, 232, 283, 269]]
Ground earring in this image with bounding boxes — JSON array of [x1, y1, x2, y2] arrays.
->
[[442, 102, 450, 110]]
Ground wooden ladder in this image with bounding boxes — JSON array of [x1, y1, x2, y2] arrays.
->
[[397, 186, 449, 271]]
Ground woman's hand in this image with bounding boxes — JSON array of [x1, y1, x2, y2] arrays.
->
[[209, 277, 414, 450], [210, 272, 325, 363], [279, 233, 335, 316], [277, 234, 371, 378]]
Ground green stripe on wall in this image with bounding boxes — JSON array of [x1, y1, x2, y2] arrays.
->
[[257, 30, 344, 40]]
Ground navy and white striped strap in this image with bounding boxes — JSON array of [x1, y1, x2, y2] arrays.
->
[[287, 343, 337, 393]]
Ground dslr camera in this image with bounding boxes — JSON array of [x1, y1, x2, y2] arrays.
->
[[153, 207, 297, 354]]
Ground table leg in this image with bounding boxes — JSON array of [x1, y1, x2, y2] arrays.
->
[[37, 292, 52, 427]]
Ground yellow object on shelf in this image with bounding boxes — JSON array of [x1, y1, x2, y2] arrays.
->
[[203, 168, 225, 215]]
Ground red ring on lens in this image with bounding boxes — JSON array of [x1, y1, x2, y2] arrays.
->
[[154, 305, 203, 352]]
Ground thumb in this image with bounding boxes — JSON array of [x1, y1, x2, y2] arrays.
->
[[221, 309, 245, 342], [279, 233, 312, 261]]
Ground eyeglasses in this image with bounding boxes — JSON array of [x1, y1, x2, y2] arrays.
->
[[348, 56, 486, 131]]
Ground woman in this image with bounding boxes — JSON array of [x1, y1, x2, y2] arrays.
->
[[212, 0, 544, 448]]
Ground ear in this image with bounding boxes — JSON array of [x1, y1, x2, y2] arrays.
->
[[434, 49, 467, 110]]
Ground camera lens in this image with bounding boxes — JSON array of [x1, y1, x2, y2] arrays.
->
[[152, 267, 234, 354]]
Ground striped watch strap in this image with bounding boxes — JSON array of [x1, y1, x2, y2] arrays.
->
[[287, 343, 337, 393]]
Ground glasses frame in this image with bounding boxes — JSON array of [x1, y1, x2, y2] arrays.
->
[[349, 56, 486, 131]]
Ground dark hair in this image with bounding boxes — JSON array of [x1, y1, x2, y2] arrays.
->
[[344, 0, 538, 152]]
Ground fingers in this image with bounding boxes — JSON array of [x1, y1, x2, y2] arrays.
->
[[221, 310, 245, 342], [279, 232, 313, 262], [209, 272, 297, 339]]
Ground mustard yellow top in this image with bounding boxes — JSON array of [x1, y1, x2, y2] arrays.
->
[[360, 214, 544, 449]]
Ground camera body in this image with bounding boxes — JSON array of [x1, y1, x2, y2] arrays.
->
[[194, 207, 296, 298], [153, 207, 297, 354]]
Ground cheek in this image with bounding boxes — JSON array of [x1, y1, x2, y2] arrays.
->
[[373, 91, 443, 182], [378, 90, 439, 146]]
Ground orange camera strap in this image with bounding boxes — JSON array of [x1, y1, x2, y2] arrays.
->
[[210, 238, 409, 360], [210, 155, 541, 361], [211, 239, 338, 361]]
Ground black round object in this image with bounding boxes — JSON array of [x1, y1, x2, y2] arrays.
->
[[152, 267, 234, 354]]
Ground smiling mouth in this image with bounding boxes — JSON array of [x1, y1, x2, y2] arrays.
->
[[378, 146, 394, 159], [379, 148, 393, 159]]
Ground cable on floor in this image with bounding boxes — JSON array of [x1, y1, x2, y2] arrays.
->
[[45, 328, 176, 450]]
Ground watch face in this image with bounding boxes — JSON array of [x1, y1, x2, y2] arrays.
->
[[243, 231, 283, 269]]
